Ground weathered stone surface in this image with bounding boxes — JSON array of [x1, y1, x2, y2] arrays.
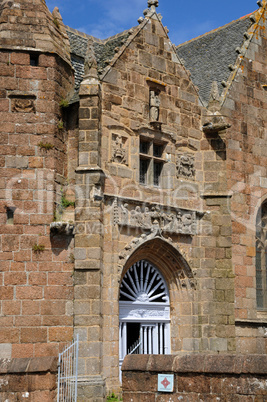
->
[[1, 0, 267, 400]]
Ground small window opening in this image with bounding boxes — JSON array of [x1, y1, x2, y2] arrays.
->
[[140, 140, 149, 154], [6, 208, 15, 225], [153, 143, 163, 158], [154, 161, 163, 186], [140, 159, 149, 184], [30, 53, 39, 67], [139, 138, 165, 186]]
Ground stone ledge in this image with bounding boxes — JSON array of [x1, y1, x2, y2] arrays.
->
[[122, 354, 267, 375], [0, 357, 57, 374], [236, 318, 267, 326]]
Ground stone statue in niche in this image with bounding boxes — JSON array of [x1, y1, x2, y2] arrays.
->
[[111, 134, 128, 165], [114, 201, 197, 235], [149, 90, 160, 121], [176, 153, 195, 179], [12, 98, 35, 113]]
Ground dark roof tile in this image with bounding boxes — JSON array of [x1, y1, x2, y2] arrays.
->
[[66, 27, 133, 102], [176, 15, 253, 106]]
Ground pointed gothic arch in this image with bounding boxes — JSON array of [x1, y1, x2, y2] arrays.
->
[[118, 237, 195, 379], [119, 236, 196, 294]]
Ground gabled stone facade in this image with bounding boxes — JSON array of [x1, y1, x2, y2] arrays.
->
[[0, 0, 267, 400]]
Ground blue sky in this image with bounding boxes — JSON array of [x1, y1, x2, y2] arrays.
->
[[46, 0, 257, 44]]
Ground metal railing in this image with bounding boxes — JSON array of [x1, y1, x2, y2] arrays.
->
[[57, 334, 79, 402], [128, 339, 142, 355]]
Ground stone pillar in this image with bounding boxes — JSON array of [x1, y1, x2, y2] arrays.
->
[[74, 58, 106, 400], [201, 194, 236, 353]]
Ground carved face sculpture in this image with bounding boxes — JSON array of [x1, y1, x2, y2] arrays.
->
[[12, 98, 35, 113]]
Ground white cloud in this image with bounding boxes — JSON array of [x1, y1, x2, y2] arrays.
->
[[76, 0, 145, 39]]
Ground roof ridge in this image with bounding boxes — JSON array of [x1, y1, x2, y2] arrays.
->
[[65, 25, 103, 43], [102, 27, 137, 44], [65, 24, 136, 45], [220, 2, 267, 107], [176, 11, 255, 48]]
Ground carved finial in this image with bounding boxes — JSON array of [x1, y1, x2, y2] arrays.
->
[[84, 40, 98, 79], [148, 0, 159, 12], [52, 7, 63, 21]]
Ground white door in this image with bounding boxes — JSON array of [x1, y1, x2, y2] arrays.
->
[[119, 260, 170, 378]]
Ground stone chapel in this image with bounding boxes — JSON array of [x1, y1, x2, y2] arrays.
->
[[0, 0, 267, 400]]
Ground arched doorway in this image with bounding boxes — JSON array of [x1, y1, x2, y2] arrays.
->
[[119, 260, 170, 376]]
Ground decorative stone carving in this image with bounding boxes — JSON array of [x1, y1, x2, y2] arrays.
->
[[175, 270, 197, 290], [149, 90, 160, 121], [202, 112, 231, 134], [12, 98, 35, 113], [176, 153, 195, 179], [148, 0, 159, 10], [90, 184, 103, 201], [50, 222, 74, 235], [111, 134, 128, 165], [84, 39, 98, 79], [114, 201, 197, 235], [126, 308, 169, 319]]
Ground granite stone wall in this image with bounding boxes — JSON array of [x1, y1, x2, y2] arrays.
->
[[0, 0, 75, 369], [122, 354, 267, 401], [0, 357, 57, 401]]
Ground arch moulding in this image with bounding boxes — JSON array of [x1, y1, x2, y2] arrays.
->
[[118, 235, 196, 295]]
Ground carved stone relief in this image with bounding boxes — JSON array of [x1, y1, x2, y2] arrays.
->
[[111, 134, 128, 165], [176, 269, 197, 290], [12, 98, 35, 113], [118, 233, 197, 292], [120, 307, 170, 320], [114, 200, 197, 235], [176, 153, 195, 179]]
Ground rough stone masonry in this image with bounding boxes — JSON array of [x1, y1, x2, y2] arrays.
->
[[0, 0, 267, 400]]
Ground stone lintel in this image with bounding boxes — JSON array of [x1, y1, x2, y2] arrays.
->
[[76, 166, 104, 173], [146, 77, 167, 88], [75, 166, 106, 177]]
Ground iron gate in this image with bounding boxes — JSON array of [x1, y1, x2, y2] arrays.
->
[[57, 334, 79, 402]]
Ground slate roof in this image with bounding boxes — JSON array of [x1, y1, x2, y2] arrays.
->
[[176, 14, 254, 106], [66, 27, 132, 103]]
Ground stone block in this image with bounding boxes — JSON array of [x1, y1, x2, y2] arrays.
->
[[0, 344, 11, 359], [177, 374, 210, 394], [74, 285, 100, 300], [210, 338, 228, 352]]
